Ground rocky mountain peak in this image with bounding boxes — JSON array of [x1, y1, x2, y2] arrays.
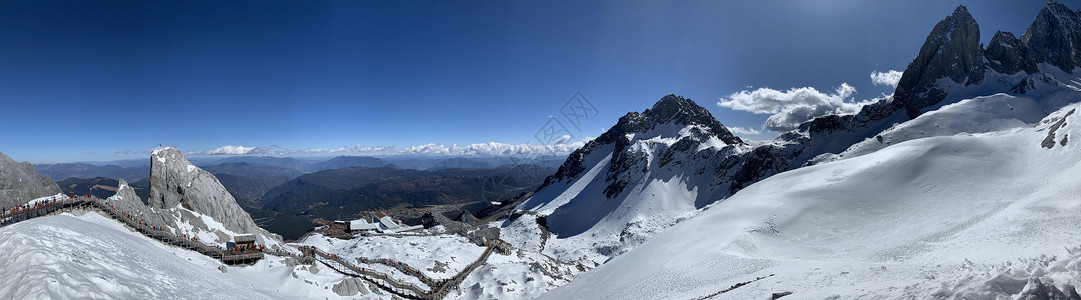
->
[[613, 94, 742, 145], [148, 147, 280, 245], [539, 95, 743, 190], [986, 31, 1032, 74], [107, 178, 168, 229], [1021, 0, 1081, 73], [894, 5, 985, 118], [645, 94, 714, 125], [0, 151, 62, 211]]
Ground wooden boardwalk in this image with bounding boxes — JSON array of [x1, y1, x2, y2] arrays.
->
[[301, 242, 501, 300]]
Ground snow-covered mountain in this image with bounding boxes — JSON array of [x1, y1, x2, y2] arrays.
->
[[542, 99, 1081, 299], [506, 95, 752, 263], [7, 2, 1081, 299], [527, 2, 1081, 299], [505, 3, 1081, 268]]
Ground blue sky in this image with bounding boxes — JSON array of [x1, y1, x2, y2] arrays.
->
[[0, 0, 1066, 163]]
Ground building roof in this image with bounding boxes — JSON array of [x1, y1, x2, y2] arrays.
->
[[349, 219, 379, 231], [383, 225, 423, 234], [378, 216, 400, 230], [233, 234, 256, 243]]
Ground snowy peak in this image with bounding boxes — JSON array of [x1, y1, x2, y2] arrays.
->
[[1021, 0, 1081, 73], [542, 95, 741, 187], [600, 94, 742, 150], [637, 94, 743, 145], [895, 5, 984, 118]]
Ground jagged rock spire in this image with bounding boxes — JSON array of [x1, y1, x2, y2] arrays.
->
[[986, 31, 1031, 74], [894, 5, 984, 118], [1021, 0, 1081, 73]]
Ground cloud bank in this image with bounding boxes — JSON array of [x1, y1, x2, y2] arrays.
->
[[870, 70, 903, 88], [717, 83, 873, 132], [727, 127, 762, 135], [204, 145, 257, 155], [186, 141, 590, 157]]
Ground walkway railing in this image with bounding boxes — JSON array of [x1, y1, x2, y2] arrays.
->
[[299, 237, 507, 300], [1, 195, 262, 264]]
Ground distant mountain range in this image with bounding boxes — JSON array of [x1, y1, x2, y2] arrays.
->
[[47, 154, 561, 240], [37, 155, 566, 181], [260, 164, 556, 224], [34, 163, 151, 183]]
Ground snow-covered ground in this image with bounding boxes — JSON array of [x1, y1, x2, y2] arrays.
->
[[0, 212, 386, 299], [301, 233, 487, 280], [812, 90, 1081, 165], [541, 101, 1081, 299], [448, 249, 580, 300]]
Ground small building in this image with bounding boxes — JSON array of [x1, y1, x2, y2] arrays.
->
[[377, 215, 423, 233], [329, 220, 350, 233], [231, 234, 257, 250]]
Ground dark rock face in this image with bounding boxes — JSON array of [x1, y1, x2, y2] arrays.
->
[[894, 5, 985, 118], [1022, 1, 1081, 73], [1011, 72, 1063, 94], [1042, 108, 1075, 149], [986, 31, 1033, 74]]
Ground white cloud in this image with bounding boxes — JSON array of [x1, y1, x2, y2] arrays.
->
[[553, 135, 572, 145], [717, 83, 873, 132], [727, 127, 761, 135], [188, 140, 591, 157], [204, 145, 257, 155], [870, 70, 903, 88]]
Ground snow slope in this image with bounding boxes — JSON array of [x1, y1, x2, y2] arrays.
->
[[811, 89, 1081, 165], [0, 212, 385, 300], [541, 102, 1081, 299]]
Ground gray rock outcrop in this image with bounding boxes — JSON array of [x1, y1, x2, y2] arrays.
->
[[332, 278, 370, 296], [103, 178, 168, 229], [0, 151, 62, 211], [148, 147, 281, 245], [894, 5, 984, 118]]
